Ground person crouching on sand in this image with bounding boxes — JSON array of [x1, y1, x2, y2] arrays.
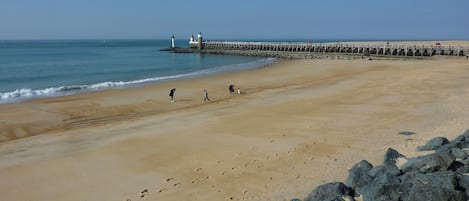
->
[[203, 89, 210, 102], [169, 88, 176, 103]]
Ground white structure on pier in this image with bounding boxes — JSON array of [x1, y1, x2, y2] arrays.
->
[[189, 32, 203, 50]]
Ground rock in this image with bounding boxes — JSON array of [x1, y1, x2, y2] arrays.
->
[[450, 135, 465, 146], [448, 161, 466, 172], [458, 175, 469, 190], [436, 143, 455, 155], [384, 148, 406, 165], [368, 163, 401, 178], [404, 171, 465, 201], [451, 148, 467, 159], [290, 199, 303, 201], [360, 172, 401, 201], [462, 129, 469, 140], [401, 153, 454, 173], [345, 160, 373, 194], [417, 137, 450, 151], [305, 182, 354, 201]]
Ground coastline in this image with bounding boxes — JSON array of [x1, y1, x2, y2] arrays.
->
[[1, 44, 469, 200]]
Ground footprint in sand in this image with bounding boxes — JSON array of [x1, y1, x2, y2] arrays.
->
[[140, 189, 149, 198], [195, 168, 203, 172], [220, 171, 226, 176], [191, 179, 199, 184], [165, 177, 174, 182], [173, 182, 180, 187], [158, 188, 167, 193]]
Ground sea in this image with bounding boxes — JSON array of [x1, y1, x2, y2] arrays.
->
[[0, 39, 276, 104]]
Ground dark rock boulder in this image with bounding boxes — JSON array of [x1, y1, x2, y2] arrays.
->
[[436, 143, 455, 155], [462, 129, 469, 140], [384, 148, 406, 165], [450, 134, 466, 148], [458, 175, 469, 190], [418, 137, 450, 151], [368, 163, 401, 178], [451, 148, 467, 159], [360, 173, 402, 201], [458, 175, 469, 196], [305, 182, 354, 201], [448, 161, 468, 173], [404, 171, 465, 201], [345, 160, 373, 194], [401, 152, 454, 173]]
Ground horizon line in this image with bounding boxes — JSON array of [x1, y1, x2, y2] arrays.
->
[[2, 38, 469, 42]]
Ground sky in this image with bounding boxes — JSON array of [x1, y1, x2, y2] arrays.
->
[[0, 0, 468, 40]]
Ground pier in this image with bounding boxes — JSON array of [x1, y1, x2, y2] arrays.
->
[[164, 34, 469, 58], [203, 41, 468, 57]]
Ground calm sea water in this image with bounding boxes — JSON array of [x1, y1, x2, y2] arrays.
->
[[0, 39, 275, 103]]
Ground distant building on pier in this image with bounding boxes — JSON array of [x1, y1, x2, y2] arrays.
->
[[189, 32, 203, 50]]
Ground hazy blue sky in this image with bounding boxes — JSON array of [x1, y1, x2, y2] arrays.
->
[[1, 0, 468, 40]]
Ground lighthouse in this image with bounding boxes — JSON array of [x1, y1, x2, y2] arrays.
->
[[197, 32, 203, 50], [171, 35, 175, 48], [190, 34, 194, 43]]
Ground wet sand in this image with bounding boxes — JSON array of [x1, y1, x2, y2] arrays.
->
[[1, 56, 469, 201]]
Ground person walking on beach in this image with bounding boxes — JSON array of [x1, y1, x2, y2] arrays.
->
[[229, 84, 235, 93], [169, 88, 176, 103], [203, 89, 210, 102]]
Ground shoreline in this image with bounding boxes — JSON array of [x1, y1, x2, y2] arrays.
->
[[1, 46, 469, 201], [0, 57, 277, 105]]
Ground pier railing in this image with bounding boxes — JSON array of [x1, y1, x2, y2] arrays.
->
[[202, 41, 469, 57]]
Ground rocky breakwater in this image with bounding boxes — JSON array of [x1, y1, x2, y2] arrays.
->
[[293, 129, 469, 201]]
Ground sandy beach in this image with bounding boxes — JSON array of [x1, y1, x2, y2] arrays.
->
[[1, 55, 469, 201]]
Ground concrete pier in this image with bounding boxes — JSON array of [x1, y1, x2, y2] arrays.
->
[[202, 41, 468, 57]]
